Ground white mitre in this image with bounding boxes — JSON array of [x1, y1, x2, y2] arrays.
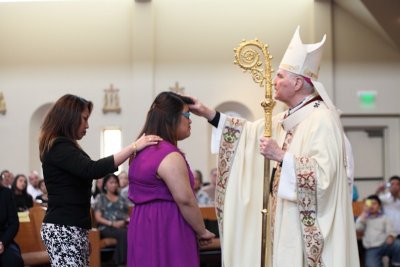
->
[[279, 25, 325, 80], [279, 26, 353, 181], [279, 26, 335, 111]]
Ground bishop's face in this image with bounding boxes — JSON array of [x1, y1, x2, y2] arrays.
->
[[273, 69, 297, 107]]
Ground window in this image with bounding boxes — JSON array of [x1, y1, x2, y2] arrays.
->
[[101, 128, 122, 173]]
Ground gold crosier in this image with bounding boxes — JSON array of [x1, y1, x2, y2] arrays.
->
[[234, 39, 275, 267]]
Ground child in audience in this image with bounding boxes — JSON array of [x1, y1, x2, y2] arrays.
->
[[355, 194, 400, 267]]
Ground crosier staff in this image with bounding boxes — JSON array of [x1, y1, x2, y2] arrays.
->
[[234, 39, 274, 267]]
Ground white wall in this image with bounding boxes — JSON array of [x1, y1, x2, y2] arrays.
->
[[0, 0, 137, 174], [333, 4, 400, 114], [0, 0, 399, 187]]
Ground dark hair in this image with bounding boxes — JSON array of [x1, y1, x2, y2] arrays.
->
[[0, 170, 5, 182], [366, 194, 382, 207], [194, 170, 203, 183], [102, 173, 119, 195], [12, 174, 28, 195], [38, 179, 46, 189], [389, 175, 400, 183], [39, 94, 93, 161], [1, 170, 9, 180], [138, 91, 194, 145]]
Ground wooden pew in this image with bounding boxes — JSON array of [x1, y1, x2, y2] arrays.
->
[[352, 200, 365, 242], [352, 200, 364, 218], [90, 208, 118, 251], [200, 206, 217, 221], [89, 205, 134, 251], [15, 206, 50, 266], [14, 206, 102, 267], [199, 206, 221, 266]]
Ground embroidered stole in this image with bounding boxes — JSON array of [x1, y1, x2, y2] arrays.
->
[[280, 100, 325, 267], [216, 99, 325, 267], [296, 157, 325, 267], [269, 129, 294, 244], [215, 117, 246, 239]]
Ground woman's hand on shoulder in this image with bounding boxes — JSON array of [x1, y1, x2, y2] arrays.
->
[[135, 133, 163, 152]]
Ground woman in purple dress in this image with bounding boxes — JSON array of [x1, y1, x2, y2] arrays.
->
[[128, 92, 215, 267]]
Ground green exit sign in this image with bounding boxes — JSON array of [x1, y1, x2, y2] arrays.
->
[[358, 91, 377, 108]]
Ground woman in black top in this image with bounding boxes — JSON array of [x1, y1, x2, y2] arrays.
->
[[0, 185, 24, 267], [39, 94, 161, 267], [11, 174, 33, 212]]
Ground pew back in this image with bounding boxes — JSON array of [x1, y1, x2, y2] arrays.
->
[[15, 206, 50, 266]]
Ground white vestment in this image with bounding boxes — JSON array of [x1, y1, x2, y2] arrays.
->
[[212, 100, 360, 267]]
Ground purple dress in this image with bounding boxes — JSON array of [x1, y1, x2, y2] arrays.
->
[[127, 141, 199, 267]]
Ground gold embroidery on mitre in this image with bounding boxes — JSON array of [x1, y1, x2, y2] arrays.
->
[[303, 69, 318, 80], [280, 63, 299, 72]]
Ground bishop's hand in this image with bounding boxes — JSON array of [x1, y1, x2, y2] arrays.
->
[[186, 96, 216, 121], [259, 137, 285, 162]]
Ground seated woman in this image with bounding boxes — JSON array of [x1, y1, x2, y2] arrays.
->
[[11, 174, 33, 212], [0, 184, 24, 267], [94, 173, 129, 266], [35, 180, 48, 206]]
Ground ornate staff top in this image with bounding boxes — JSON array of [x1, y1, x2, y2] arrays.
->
[[234, 39, 275, 137], [234, 39, 275, 267]]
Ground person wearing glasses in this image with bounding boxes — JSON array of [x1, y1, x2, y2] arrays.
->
[[39, 94, 161, 266], [127, 91, 215, 267]]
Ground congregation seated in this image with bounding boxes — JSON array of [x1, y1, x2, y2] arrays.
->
[[93, 173, 129, 266], [375, 176, 400, 239], [14, 205, 102, 267], [14, 205, 50, 266], [0, 185, 24, 267], [355, 195, 400, 267]]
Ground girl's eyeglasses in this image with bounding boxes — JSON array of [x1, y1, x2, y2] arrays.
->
[[182, 111, 190, 119]]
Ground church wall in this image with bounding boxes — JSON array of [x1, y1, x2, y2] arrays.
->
[[333, 4, 400, 195], [0, 0, 139, 174], [0, 0, 398, 188], [151, 0, 317, 176], [333, 5, 400, 114]]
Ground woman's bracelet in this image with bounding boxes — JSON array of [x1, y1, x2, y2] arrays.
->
[[132, 142, 137, 158]]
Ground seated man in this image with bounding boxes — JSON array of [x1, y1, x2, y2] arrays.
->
[[356, 195, 400, 267], [376, 175, 400, 238]]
